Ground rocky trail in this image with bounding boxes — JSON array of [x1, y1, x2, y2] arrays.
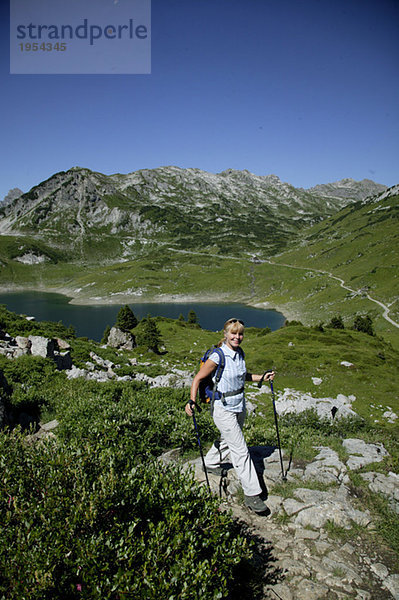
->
[[172, 437, 399, 600]]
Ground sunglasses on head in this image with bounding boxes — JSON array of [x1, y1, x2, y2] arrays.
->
[[227, 318, 245, 326]]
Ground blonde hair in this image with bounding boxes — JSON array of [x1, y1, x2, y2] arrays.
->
[[217, 318, 245, 346]]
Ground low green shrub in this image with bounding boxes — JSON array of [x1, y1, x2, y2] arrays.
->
[[0, 430, 252, 599], [55, 383, 216, 457], [0, 305, 75, 340], [0, 355, 63, 419]]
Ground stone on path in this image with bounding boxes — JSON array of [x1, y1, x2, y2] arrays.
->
[[291, 486, 372, 530], [293, 578, 330, 599], [361, 471, 399, 514], [303, 446, 349, 485], [383, 574, 399, 600], [343, 438, 388, 470]]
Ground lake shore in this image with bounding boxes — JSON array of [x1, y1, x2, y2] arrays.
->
[[0, 283, 302, 324]]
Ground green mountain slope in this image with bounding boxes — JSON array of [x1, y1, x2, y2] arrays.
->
[[0, 166, 385, 261], [254, 186, 399, 344]]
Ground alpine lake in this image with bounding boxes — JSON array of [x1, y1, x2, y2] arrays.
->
[[0, 291, 286, 342]]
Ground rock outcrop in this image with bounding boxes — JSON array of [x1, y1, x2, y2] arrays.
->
[[107, 327, 136, 350], [0, 331, 72, 370]]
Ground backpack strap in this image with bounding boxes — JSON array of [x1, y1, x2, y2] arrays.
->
[[212, 347, 225, 383], [208, 347, 225, 416]]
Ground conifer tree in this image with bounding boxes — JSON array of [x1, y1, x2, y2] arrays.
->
[[352, 314, 374, 336], [115, 305, 138, 332], [136, 315, 162, 353], [328, 315, 345, 329], [187, 309, 198, 324]]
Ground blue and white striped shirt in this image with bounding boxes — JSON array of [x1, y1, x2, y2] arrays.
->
[[209, 343, 246, 412]]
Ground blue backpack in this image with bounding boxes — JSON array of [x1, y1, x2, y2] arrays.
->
[[198, 346, 225, 404]]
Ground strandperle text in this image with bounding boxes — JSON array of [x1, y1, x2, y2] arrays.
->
[[16, 19, 148, 46]]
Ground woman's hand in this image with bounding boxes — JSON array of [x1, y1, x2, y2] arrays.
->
[[185, 400, 196, 417], [253, 370, 276, 388], [187, 359, 217, 416], [265, 370, 275, 382]]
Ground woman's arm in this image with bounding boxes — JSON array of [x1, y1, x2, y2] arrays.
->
[[185, 359, 217, 416], [245, 370, 275, 383]]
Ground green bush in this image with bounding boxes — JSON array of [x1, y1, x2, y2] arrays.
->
[[54, 383, 215, 457], [101, 324, 111, 344], [352, 314, 374, 336], [328, 315, 345, 329], [0, 355, 62, 418], [0, 305, 75, 340], [0, 429, 252, 599], [284, 320, 303, 327]]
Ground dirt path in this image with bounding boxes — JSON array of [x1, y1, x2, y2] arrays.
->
[[266, 259, 399, 329]]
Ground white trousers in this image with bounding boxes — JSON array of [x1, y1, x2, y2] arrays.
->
[[204, 403, 262, 497]]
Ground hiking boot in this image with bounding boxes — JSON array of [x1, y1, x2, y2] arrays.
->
[[244, 494, 269, 514]]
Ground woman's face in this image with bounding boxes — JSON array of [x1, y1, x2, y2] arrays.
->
[[225, 327, 244, 351]]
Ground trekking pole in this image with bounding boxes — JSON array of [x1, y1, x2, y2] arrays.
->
[[258, 372, 286, 482], [270, 381, 287, 482], [189, 401, 211, 491]]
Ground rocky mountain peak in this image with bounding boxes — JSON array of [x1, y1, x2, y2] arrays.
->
[[2, 188, 23, 205], [306, 178, 386, 202], [0, 165, 388, 258]]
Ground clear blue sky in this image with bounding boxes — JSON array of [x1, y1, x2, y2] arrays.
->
[[1, 0, 398, 201]]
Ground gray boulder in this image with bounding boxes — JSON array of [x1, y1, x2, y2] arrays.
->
[[28, 335, 56, 358], [275, 388, 357, 420], [292, 487, 372, 530], [15, 336, 31, 350], [303, 447, 349, 485], [107, 327, 135, 350], [90, 351, 114, 369], [361, 471, 399, 514], [56, 338, 71, 351], [66, 366, 87, 379]]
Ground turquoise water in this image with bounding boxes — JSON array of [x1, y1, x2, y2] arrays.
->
[[0, 292, 286, 341]]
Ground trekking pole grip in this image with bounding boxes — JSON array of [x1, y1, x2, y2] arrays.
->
[[189, 399, 201, 413], [257, 369, 273, 388]]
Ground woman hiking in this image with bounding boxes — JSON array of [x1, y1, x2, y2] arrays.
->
[[185, 317, 274, 513]]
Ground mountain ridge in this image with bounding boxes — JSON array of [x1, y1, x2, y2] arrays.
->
[[0, 166, 387, 259]]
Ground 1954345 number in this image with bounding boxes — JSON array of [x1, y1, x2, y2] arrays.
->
[[19, 42, 67, 51]]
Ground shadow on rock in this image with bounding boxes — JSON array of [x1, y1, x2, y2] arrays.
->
[[249, 445, 292, 498], [229, 518, 283, 600]]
